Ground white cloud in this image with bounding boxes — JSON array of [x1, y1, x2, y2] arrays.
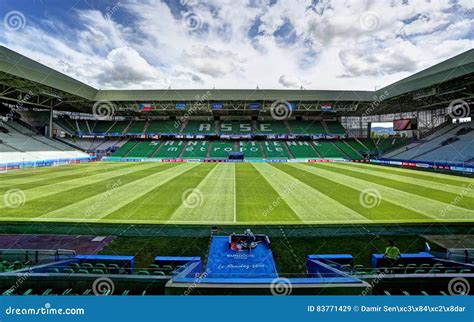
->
[[0, 0, 472, 90]]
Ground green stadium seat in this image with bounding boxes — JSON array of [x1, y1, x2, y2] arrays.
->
[[81, 263, 93, 269], [444, 269, 457, 273], [402, 291, 411, 296], [48, 268, 60, 273], [420, 264, 430, 268], [77, 269, 89, 274], [383, 291, 391, 296], [414, 269, 426, 274], [429, 268, 441, 274], [83, 289, 92, 295], [152, 271, 166, 277], [69, 263, 81, 271], [161, 265, 174, 272], [62, 268, 74, 274], [459, 269, 471, 273], [122, 290, 130, 296], [91, 269, 105, 274], [421, 291, 429, 296], [137, 270, 150, 275], [149, 264, 160, 270]]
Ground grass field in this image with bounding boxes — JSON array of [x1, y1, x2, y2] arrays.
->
[[0, 161, 473, 225]]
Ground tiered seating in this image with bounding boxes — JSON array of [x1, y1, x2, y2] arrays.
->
[[209, 141, 235, 158], [111, 141, 136, 157], [127, 141, 161, 158], [344, 139, 370, 156], [127, 121, 146, 134], [182, 121, 215, 135], [358, 138, 378, 152], [218, 121, 253, 135], [286, 141, 320, 159], [0, 121, 90, 163], [108, 121, 130, 134], [377, 137, 409, 154], [152, 140, 186, 158], [289, 121, 325, 135], [92, 121, 112, 133], [334, 141, 362, 160], [255, 122, 288, 135], [146, 121, 179, 134], [324, 121, 346, 135], [181, 141, 210, 158], [237, 141, 264, 159], [262, 141, 290, 159], [418, 128, 474, 162], [312, 141, 346, 159]]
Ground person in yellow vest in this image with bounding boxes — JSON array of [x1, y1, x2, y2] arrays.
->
[[383, 240, 401, 267]]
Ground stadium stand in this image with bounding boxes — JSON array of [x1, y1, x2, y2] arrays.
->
[[255, 121, 289, 135], [127, 121, 146, 134], [182, 121, 216, 135], [127, 141, 161, 158], [219, 121, 253, 135], [324, 121, 346, 135], [286, 141, 320, 159], [262, 141, 290, 159], [312, 141, 346, 159], [111, 141, 137, 158], [237, 141, 264, 159], [0, 121, 90, 164], [209, 141, 235, 158], [108, 121, 131, 134], [181, 141, 210, 158], [383, 123, 466, 160], [152, 140, 186, 158], [334, 141, 363, 160], [289, 120, 326, 135], [146, 121, 179, 134]]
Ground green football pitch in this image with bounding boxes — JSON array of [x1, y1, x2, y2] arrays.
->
[[0, 162, 473, 225]]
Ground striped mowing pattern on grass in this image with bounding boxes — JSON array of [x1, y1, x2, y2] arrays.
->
[[0, 162, 472, 225]]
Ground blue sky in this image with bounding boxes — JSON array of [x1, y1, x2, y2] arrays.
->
[[0, 0, 473, 90]]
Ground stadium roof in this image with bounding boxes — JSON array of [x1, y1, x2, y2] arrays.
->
[[379, 49, 474, 99], [0, 45, 473, 106]]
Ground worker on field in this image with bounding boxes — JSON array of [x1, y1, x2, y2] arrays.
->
[[383, 240, 401, 267]]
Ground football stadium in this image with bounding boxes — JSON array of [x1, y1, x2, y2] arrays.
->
[[0, 2, 473, 312]]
